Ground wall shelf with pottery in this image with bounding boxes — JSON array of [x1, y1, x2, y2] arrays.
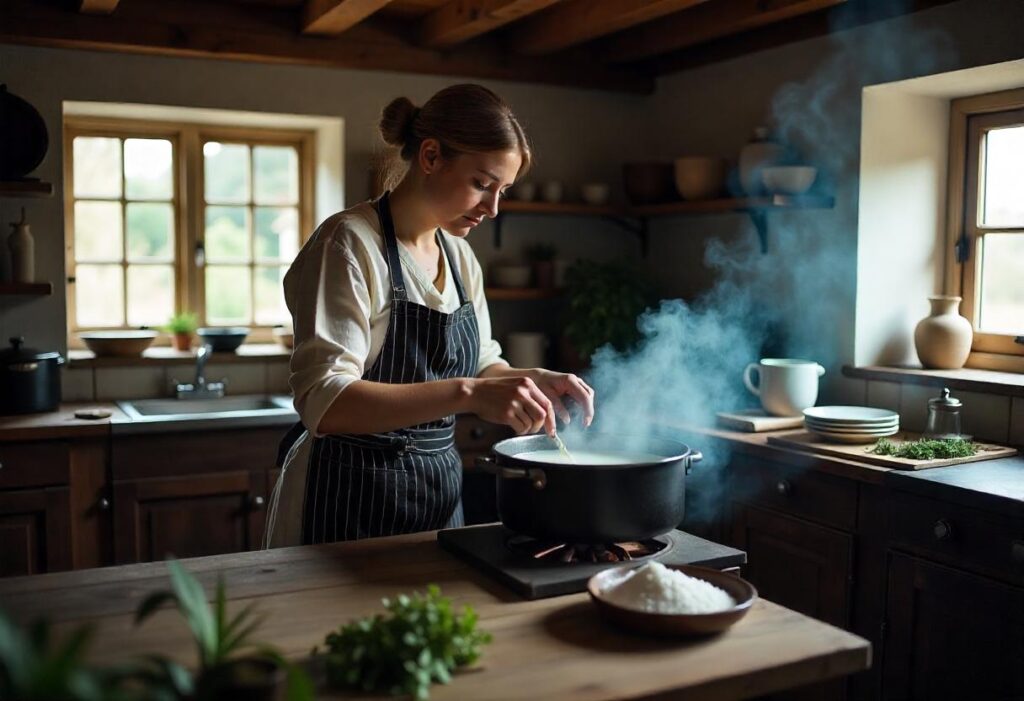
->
[[485, 287, 563, 301], [0, 282, 52, 296], [0, 180, 54, 198], [493, 195, 835, 255]]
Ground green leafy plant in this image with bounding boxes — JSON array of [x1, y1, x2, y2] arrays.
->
[[871, 437, 976, 460], [524, 242, 558, 262], [163, 312, 198, 335], [562, 259, 654, 360], [134, 560, 314, 701], [317, 585, 491, 701]]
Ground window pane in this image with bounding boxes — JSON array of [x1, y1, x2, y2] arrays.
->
[[978, 233, 1024, 335], [982, 125, 1024, 227], [253, 145, 299, 205], [254, 207, 299, 262], [204, 142, 250, 204], [126, 203, 174, 262], [76, 264, 124, 327], [127, 265, 174, 327], [125, 138, 173, 200], [75, 201, 123, 262], [205, 206, 250, 262], [73, 137, 121, 199], [206, 266, 251, 325], [254, 266, 288, 325]]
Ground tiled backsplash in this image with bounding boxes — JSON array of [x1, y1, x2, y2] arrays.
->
[[62, 360, 292, 401]]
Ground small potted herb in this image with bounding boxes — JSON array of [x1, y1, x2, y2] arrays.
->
[[134, 560, 313, 701], [164, 313, 198, 352], [524, 242, 558, 289]]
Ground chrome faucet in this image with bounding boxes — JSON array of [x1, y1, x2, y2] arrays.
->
[[174, 343, 226, 399]]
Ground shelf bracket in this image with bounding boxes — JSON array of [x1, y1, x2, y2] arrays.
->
[[748, 210, 769, 254], [603, 216, 649, 256]]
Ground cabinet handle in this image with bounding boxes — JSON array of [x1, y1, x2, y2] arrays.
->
[[933, 519, 954, 541], [1012, 540, 1024, 565], [97, 497, 111, 511], [775, 479, 792, 496], [470, 427, 485, 440], [251, 495, 266, 510]]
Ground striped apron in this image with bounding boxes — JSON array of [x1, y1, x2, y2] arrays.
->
[[298, 191, 479, 544]]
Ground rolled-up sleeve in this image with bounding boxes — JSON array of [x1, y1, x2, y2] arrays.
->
[[285, 228, 373, 436], [465, 248, 505, 374]]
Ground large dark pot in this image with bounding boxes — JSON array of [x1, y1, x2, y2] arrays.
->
[[0, 337, 64, 414], [476, 433, 701, 544], [0, 85, 49, 179]]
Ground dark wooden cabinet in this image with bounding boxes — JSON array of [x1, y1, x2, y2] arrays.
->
[[0, 487, 72, 576], [882, 552, 1024, 700]]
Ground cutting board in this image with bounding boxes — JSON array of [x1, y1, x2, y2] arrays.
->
[[716, 409, 805, 432], [766, 431, 1018, 470]]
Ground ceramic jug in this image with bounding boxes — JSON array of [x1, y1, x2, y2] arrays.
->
[[914, 296, 972, 369], [7, 208, 34, 283]]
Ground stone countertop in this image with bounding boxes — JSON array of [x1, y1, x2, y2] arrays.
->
[[0, 403, 127, 442]]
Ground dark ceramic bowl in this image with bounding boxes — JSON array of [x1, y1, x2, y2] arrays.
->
[[588, 564, 757, 637], [197, 327, 249, 352]]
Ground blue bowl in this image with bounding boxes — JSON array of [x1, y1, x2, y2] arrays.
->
[[197, 327, 249, 353]]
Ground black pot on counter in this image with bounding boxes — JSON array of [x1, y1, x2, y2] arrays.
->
[[0, 337, 64, 414], [475, 432, 701, 544]]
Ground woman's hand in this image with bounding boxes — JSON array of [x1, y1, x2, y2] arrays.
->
[[467, 376, 557, 436], [521, 368, 595, 428]]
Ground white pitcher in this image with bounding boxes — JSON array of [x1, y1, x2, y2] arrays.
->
[[743, 358, 825, 417]]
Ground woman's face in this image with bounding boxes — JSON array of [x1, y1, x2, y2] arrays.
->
[[421, 142, 522, 237]]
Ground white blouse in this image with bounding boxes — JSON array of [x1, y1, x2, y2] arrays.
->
[[284, 201, 505, 436]]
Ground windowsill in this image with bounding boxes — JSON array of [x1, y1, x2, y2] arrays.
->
[[843, 365, 1024, 398], [67, 343, 291, 368]]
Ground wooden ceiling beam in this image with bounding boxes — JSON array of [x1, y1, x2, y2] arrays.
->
[[0, 0, 653, 93], [605, 0, 847, 64], [420, 0, 559, 49], [302, 0, 394, 35], [79, 0, 121, 15], [510, 0, 708, 56]]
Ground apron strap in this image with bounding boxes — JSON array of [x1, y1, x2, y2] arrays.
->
[[437, 232, 470, 307], [374, 191, 409, 302]]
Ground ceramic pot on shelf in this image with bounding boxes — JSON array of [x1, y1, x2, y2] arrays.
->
[[913, 295, 973, 369], [739, 126, 786, 197]]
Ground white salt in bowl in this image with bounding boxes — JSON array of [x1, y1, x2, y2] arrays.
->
[[588, 564, 756, 637]]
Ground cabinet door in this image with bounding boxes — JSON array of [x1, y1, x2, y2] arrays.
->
[[732, 503, 854, 627], [883, 552, 1024, 700], [113, 471, 267, 564], [0, 487, 71, 576]]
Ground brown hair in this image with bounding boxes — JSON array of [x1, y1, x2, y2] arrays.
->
[[377, 84, 531, 190]]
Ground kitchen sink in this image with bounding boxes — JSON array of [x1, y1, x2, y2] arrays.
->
[[114, 394, 297, 434]]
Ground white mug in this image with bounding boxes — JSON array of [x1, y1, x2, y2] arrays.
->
[[506, 332, 549, 369], [743, 358, 825, 417]]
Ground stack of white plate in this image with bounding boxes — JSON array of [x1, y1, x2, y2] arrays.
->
[[803, 406, 900, 444]]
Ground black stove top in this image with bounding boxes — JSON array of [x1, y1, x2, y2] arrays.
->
[[438, 524, 747, 600]]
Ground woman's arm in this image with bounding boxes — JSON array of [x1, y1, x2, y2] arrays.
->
[[480, 363, 595, 428]]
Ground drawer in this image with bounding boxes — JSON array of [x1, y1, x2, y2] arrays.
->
[[0, 441, 70, 489], [730, 457, 858, 531], [454, 416, 512, 453], [888, 490, 1024, 582], [113, 428, 283, 480]]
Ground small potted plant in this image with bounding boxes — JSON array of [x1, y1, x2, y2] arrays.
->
[[134, 559, 313, 701], [165, 312, 199, 352], [524, 242, 558, 289]]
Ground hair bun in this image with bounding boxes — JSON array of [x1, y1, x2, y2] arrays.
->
[[379, 97, 419, 148]]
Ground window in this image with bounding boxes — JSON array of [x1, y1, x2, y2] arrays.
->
[[948, 89, 1024, 363], [64, 118, 314, 347]]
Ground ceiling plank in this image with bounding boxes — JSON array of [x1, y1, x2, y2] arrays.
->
[[420, 0, 559, 48], [0, 0, 653, 93], [302, 0, 394, 35], [605, 0, 846, 64], [510, 0, 709, 56], [79, 0, 120, 14]]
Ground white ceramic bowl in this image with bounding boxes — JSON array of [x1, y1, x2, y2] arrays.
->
[[673, 157, 727, 200], [490, 264, 532, 288], [580, 183, 610, 205], [79, 330, 158, 357], [761, 166, 817, 195]]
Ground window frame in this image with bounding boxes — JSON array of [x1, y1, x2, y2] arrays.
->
[[945, 88, 1024, 369], [63, 117, 316, 349]]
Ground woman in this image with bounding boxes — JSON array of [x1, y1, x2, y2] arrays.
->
[[265, 84, 595, 548]]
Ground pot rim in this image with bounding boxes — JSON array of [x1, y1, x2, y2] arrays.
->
[[490, 431, 693, 470]]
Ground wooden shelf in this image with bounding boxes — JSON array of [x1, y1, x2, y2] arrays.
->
[[500, 200, 620, 217], [485, 287, 562, 301], [0, 180, 53, 198], [628, 194, 835, 216], [0, 282, 53, 296]]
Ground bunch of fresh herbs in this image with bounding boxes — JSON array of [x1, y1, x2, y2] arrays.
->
[[318, 585, 491, 700], [871, 437, 976, 460]]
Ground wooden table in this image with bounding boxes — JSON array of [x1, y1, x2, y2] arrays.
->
[[0, 531, 871, 700]]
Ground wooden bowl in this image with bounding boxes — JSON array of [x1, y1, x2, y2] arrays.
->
[[588, 564, 757, 637], [79, 330, 158, 357]]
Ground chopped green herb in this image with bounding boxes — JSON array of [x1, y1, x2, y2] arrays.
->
[[871, 437, 976, 460], [317, 585, 491, 700]]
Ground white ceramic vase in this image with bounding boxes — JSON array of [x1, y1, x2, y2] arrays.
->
[[913, 296, 972, 369]]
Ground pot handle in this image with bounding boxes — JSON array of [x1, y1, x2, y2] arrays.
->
[[474, 456, 547, 490], [685, 450, 703, 475]]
